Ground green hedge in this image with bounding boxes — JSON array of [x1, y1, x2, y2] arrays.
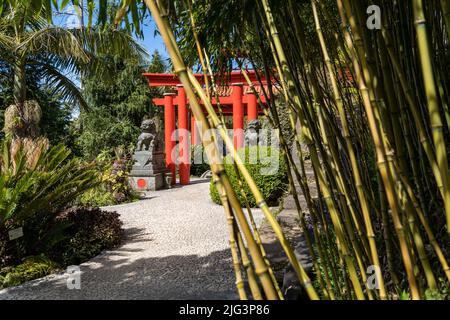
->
[[210, 147, 288, 208]]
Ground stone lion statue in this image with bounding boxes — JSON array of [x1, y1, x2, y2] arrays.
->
[[136, 119, 159, 152], [245, 119, 264, 147]]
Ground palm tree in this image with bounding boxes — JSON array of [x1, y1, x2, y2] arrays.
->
[[0, 2, 147, 138]]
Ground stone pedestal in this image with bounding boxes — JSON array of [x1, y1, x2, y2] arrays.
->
[[129, 151, 171, 191]]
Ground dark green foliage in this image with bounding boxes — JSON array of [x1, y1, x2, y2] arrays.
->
[[210, 147, 288, 207], [52, 207, 123, 266], [76, 52, 166, 160], [0, 207, 124, 289]]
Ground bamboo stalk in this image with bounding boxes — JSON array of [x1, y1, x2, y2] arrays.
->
[[338, 0, 420, 299], [311, 0, 387, 299], [413, 0, 450, 233], [144, 0, 280, 300], [441, 0, 450, 43], [188, 69, 318, 300], [214, 174, 248, 300]]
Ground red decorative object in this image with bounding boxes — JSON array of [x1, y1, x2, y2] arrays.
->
[[137, 179, 147, 189], [143, 70, 273, 186]]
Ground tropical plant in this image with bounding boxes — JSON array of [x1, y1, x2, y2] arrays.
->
[[0, 137, 99, 264], [0, 1, 147, 138], [0, 59, 75, 145]]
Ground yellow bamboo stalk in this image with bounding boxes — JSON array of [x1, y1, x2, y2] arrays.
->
[[258, 0, 365, 299], [311, 0, 387, 299], [144, 0, 280, 300], [186, 0, 210, 96], [188, 69, 318, 299], [413, 0, 450, 233], [338, 0, 420, 299], [214, 174, 248, 300]]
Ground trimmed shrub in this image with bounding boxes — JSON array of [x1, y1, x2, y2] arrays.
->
[[52, 207, 124, 266], [210, 147, 288, 208]]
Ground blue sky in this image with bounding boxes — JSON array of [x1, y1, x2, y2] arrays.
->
[[136, 23, 169, 61]]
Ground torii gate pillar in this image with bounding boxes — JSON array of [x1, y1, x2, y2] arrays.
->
[[177, 85, 190, 185], [164, 93, 176, 185], [232, 83, 244, 149]]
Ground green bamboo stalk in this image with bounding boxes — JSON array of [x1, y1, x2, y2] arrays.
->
[[239, 63, 331, 299], [382, 26, 445, 201], [338, 0, 420, 299], [186, 0, 210, 97], [145, 0, 280, 300], [413, 0, 450, 233], [261, 0, 366, 299], [395, 165, 450, 283], [248, 22, 333, 298], [214, 174, 248, 300], [197, 24, 281, 299], [288, 2, 371, 271], [311, 0, 387, 299], [188, 69, 318, 300], [441, 0, 450, 43], [378, 174, 401, 292]]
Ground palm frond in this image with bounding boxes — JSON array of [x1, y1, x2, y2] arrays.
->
[[38, 61, 88, 110], [20, 24, 90, 63]]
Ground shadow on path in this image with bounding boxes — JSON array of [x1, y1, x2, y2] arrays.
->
[[0, 227, 237, 300]]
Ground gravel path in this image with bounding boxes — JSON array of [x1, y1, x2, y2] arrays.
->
[[0, 179, 264, 300]]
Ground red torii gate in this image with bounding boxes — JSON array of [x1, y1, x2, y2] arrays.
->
[[143, 71, 269, 186]]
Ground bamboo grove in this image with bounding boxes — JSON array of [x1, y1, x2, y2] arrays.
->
[[151, 0, 450, 300], [13, 0, 450, 300]]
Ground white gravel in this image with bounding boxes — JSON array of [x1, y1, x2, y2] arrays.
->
[[0, 179, 265, 300]]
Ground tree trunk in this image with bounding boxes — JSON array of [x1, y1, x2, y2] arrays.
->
[[12, 59, 28, 138]]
